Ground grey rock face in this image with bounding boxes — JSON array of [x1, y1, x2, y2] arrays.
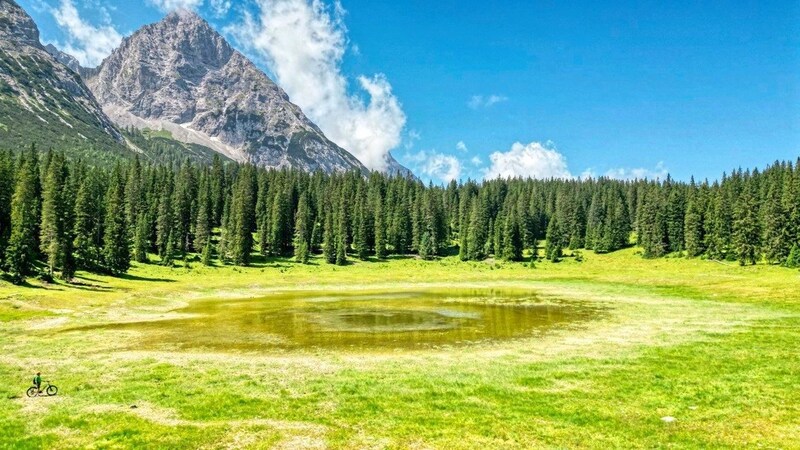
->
[[0, 0, 122, 143], [86, 10, 367, 173]]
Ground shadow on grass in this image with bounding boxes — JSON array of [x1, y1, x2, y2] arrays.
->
[[66, 283, 116, 292], [115, 273, 176, 283]]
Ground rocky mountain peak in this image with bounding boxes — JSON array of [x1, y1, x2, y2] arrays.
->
[[0, 0, 41, 46], [0, 0, 123, 148], [86, 11, 367, 173]]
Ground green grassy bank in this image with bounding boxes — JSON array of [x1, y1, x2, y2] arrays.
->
[[1, 249, 798, 449]]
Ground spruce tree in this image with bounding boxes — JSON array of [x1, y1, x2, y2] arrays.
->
[[502, 214, 523, 261], [102, 165, 130, 275], [638, 186, 667, 258], [335, 194, 348, 265], [684, 190, 704, 257], [255, 171, 270, 256], [466, 197, 486, 260], [665, 186, 685, 253], [419, 231, 435, 260], [194, 172, 213, 253], [760, 181, 786, 264], [162, 231, 175, 267], [73, 170, 105, 270], [354, 186, 369, 260], [786, 244, 800, 269], [732, 180, 760, 266], [545, 215, 563, 262], [323, 205, 336, 264], [293, 194, 311, 264], [201, 240, 213, 266], [125, 156, 143, 242], [40, 153, 72, 279], [230, 168, 256, 265], [5, 150, 41, 282], [155, 176, 174, 257], [374, 194, 387, 259], [0, 150, 15, 262], [269, 186, 291, 256], [133, 213, 150, 263]]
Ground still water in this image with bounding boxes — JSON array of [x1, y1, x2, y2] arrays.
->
[[73, 289, 600, 351]]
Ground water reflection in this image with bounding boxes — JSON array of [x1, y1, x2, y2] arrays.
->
[[68, 289, 600, 351]]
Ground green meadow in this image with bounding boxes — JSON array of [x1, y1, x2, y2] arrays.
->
[[1, 250, 798, 449]]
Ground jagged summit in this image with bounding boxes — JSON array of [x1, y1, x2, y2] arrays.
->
[[85, 10, 367, 173], [0, 0, 123, 148], [0, 0, 40, 46]]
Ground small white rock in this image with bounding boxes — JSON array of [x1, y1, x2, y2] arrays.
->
[[661, 416, 677, 423]]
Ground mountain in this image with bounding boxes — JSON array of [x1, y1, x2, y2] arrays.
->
[[0, 0, 124, 154], [85, 10, 368, 173]]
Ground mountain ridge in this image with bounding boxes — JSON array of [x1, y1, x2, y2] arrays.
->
[[0, 0, 124, 152], [85, 10, 370, 173]]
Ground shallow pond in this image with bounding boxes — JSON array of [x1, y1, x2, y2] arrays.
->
[[72, 288, 601, 352]]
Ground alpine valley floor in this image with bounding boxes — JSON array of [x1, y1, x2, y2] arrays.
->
[[1, 249, 798, 449]]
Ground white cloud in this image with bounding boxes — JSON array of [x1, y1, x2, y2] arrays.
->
[[421, 152, 461, 182], [603, 162, 668, 180], [147, 0, 203, 11], [50, 0, 122, 67], [470, 156, 482, 166], [209, 0, 232, 16], [229, 0, 406, 172], [456, 141, 468, 152], [468, 94, 508, 109], [404, 129, 421, 150], [484, 141, 572, 180]]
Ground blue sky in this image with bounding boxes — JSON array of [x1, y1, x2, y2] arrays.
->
[[18, 0, 800, 182]]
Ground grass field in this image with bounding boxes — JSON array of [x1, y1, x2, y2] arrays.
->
[[1, 250, 798, 449]]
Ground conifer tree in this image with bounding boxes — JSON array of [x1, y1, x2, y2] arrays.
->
[[217, 194, 232, 264], [162, 231, 175, 267], [374, 194, 387, 259], [585, 192, 604, 251], [293, 194, 311, 264], [133, 213, 150, 263], [323, 203, 336, 264], [73, 170, 104, 270], [255, 171, 270, 256], [5, 149, 41, 282], [155, 176, 173, 257], [638, 186, 667, 258], [125, 156, 143, 241], [40, 153, 73, 279], [502, 214, 523, 261], [201, 240, 213, 266], [269, 186, 291, 256], [684, 190, 705, 257], [666, 186, 685, 252], [733, 181, 760, 266], [102, 165, 130, 275], [335, 194, 348, 265], [419, 231, 435, 260], [194, 172, 213, 253], [210, 154, 226, 226], [230, 168, 256, 265], [545, 215, 563, 262], [466, 197, 486, 260], [786, 244, 800, 269], [0, 151, 15, 262], [172, 160, 196, 255], [760, 181, 786, 264], [568, 199, 586, 250]]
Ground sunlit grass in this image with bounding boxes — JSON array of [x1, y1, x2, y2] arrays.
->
[[1, 249, 798, 448]]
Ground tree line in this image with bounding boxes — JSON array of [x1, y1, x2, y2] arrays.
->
[[0, 146, 798, 283]]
